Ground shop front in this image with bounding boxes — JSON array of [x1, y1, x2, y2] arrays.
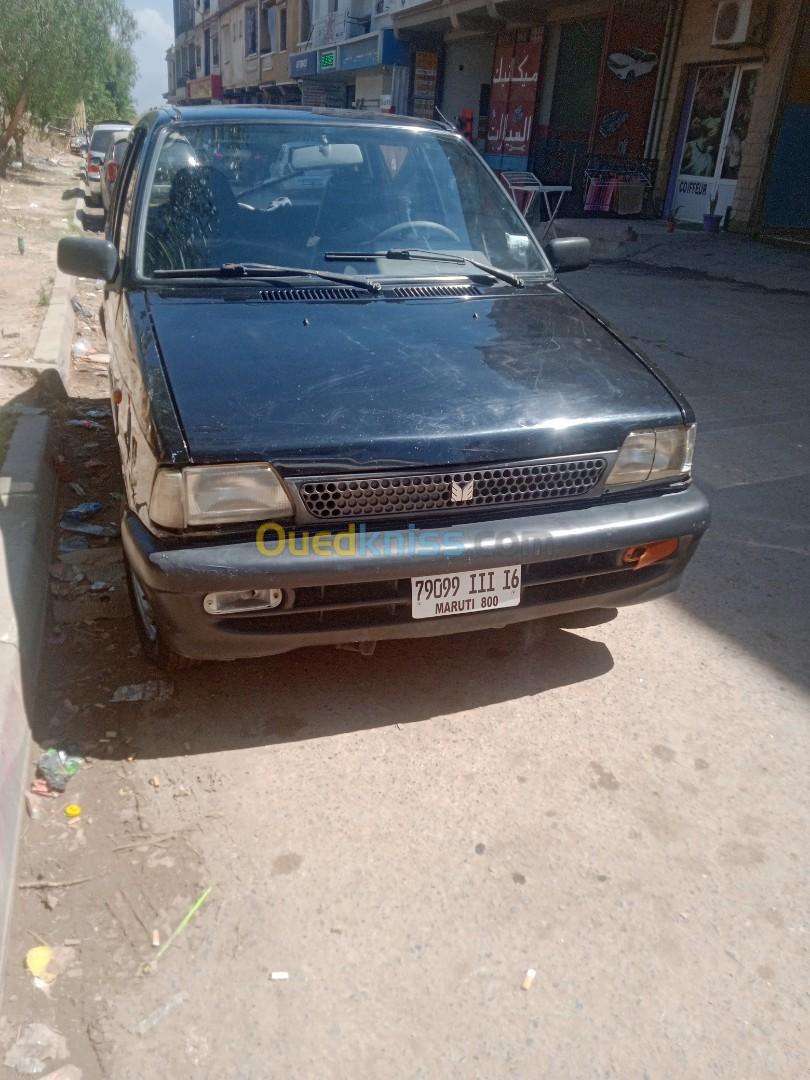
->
[[291, 29, 411, 112], [666, 64, 759, 223], [656, 0, 806, 232], [392, 0, 675, 218]]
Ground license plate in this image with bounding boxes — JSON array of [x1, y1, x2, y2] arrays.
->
[[411, 565, 521, 620]]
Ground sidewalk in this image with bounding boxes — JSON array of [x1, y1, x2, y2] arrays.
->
[[550, 217, 810, 295]]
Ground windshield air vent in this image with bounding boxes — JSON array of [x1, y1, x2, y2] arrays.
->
[[259, 286, 367, 302], [385, 284, 478, 299]]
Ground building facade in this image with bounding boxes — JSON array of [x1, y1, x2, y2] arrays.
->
[[164, 0, 809, 233]]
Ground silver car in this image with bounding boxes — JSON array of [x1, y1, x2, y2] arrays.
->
[[85, 122, 131, 206]]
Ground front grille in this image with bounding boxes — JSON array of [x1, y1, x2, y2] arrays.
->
[[296, 458, 607, 520]]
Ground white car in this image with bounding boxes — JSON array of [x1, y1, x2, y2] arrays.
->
[[607, 47, 658, 82], [85, 121, 131, 207]]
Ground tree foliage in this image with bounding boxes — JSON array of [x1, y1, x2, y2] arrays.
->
[[0, 0, 139, 158]]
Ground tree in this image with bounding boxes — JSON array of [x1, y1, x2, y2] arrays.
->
[[0, 0, 138, 166]]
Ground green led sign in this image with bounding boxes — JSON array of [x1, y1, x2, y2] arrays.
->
[[320, 49, 337, 70]]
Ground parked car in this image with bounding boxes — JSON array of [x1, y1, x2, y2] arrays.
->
[[100, 132, 131, 219], [58, 105, 709, 669], [70, 132, 89, 156], [85, 121, 131, 207], [607, 47, 658, 82]]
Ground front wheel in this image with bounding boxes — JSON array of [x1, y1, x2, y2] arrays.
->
[[125, 558, 199, 672]]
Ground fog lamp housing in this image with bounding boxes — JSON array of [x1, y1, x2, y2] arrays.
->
[[203, 588, 284, 615]]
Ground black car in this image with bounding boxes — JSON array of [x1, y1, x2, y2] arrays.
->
[[58, 105, 709, 669]]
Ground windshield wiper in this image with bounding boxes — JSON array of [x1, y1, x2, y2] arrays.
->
[[324, 249, 527, 288], [152, 262, 382, 293]]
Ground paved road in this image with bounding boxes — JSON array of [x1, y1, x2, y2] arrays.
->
[[3, 260, 809, 1079]]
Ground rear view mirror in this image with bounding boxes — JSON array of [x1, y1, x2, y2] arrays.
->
[[289, 143, 363, 170], [57, 236, 119, 282], [545, 237, 591, 273]]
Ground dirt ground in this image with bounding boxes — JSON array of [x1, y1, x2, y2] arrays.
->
[[0, 193, 808, 1079], [0, 137, 79, 382]]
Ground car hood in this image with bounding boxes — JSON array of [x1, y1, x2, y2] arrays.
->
[[146, 284, 685, 472]]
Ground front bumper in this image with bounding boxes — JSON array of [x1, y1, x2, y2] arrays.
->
[[122, 486, 710, 660]]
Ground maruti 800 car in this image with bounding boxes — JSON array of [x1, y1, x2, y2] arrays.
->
[[58, 106, 709, 670]]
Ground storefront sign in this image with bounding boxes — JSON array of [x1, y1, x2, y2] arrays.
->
[[290, 51, 317, 78], [340, 35, 380, 72], [591, 0, 669, 157], [412, 50, 439, 121], [380, 29, 410, 67], [188, 74, 223, 101], [319, 48, 338, 72], [486, 40, 542, 158]]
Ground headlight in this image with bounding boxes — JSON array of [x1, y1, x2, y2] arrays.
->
[[606, 425, 695, 488], [150, 463, 293, 528]]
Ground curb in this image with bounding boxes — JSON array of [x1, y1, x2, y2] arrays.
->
[[31, 267, 76, 382], [0, 412, 56, 994]]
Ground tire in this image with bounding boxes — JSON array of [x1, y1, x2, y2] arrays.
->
[[124, 557, 199, 672]]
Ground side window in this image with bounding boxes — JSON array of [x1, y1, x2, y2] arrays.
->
[[111, 128, 145, 255]]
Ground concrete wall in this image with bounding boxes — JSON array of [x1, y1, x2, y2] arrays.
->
[[656, 0, 804, 228]]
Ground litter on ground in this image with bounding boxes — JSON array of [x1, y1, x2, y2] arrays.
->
[[111, 680, 174, 703]]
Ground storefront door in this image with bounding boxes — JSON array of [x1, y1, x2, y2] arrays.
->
[[671, 63, 759, 223]]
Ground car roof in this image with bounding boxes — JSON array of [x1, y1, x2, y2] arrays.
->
[[92, 122, 133, 131], [141, 104, 448, 133]]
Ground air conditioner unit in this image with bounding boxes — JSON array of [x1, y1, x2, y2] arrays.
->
[[711, 0, 766, 48]]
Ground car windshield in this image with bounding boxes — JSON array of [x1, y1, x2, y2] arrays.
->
[[140, 121, 550, 280]]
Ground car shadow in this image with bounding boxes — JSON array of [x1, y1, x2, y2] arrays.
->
[[62, 187, 84, 201], [30, 617, 615, 762], [76, 207, 104, 234]]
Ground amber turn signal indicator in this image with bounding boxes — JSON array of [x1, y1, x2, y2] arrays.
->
[[622, 538, 679, 569]]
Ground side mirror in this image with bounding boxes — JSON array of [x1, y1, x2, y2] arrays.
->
[[57, 236, 119, 282], [545, 236, 591, 274]]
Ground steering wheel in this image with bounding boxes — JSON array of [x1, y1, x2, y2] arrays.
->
[[373, 220, 461, 246]]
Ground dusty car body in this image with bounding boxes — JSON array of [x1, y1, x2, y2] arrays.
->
[[58, 105, 709, 668]]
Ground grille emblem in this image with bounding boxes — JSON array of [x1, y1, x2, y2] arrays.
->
[[451, 479, 475, 503]]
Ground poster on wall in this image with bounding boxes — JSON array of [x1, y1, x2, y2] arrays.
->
[[486, 40, 541, 158], [591, 0, 669, 157], [412, 51, 439, 120]]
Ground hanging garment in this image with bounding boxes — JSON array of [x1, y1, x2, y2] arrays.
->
[[616, 182, 647, 216]]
